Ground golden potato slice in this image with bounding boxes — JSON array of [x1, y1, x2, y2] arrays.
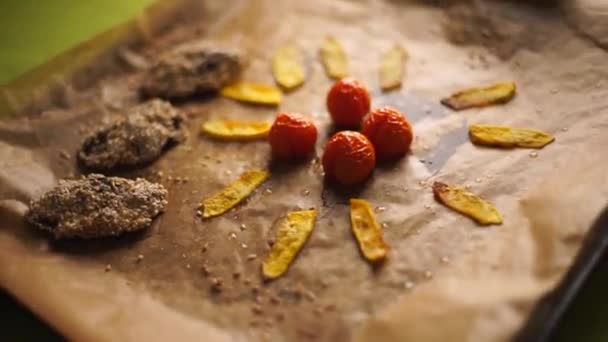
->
[[201, 169, 269, 218], [201, 119, 271, 141], [379, 44, 407, 91], [220, 82, 282, 105], [272, 45, 305, 90], [441, 82, 516, 110], [469, 124, 554, 149], [433, 182, 502, 225], [262, 209, 317, 280], [350, 199, 389, 263], [320, 36, 349, 79]]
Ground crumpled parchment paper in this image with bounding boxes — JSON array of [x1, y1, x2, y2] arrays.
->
[[1, 0, 607, 341]]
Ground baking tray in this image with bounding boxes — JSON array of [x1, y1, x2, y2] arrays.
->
[[516, 207, 608, 342], [1, 1, 607, 341]]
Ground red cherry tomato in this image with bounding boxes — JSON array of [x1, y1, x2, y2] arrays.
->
[[326, 78, 371, 127], [269, 112, 318, 160], [361, 106, 413, 161], [322, 131, 376, 185]]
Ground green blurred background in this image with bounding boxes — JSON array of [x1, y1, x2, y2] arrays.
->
[[0, 0, 155, 85], [0, 1, 606, 341]]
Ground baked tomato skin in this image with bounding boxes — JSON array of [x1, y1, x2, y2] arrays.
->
[[269, 113, 318, 160], [326, 78, 371, 127], [361, 106, 413, 161], [322, 131, 376, 185]]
